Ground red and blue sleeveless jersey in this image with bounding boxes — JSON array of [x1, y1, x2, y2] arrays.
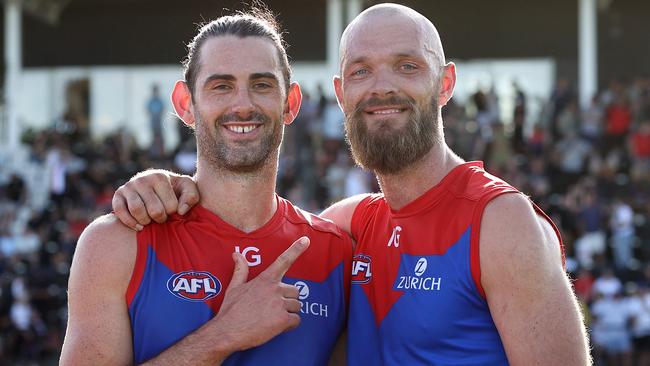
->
[[126, 195, 352, 365], [347, 162, 563, 365]]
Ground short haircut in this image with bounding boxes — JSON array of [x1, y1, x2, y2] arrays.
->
[[182, 6, 291, 95]]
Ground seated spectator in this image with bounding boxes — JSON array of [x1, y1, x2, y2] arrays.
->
[[590, 290, 633, 366], [574, 191, 606, 269], [627, 286, 650, 366], [593, 268, 623, 298]]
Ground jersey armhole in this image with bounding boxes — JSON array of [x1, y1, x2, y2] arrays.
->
[[126, 228, 149, 305], [531, 201, 566, 269], [341, 234, 354, 308]]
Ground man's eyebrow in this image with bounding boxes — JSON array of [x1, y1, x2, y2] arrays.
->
[[394, 51, 419, 58], [250, 72, 279, 82], [346, 56, 367, 67], [345, 52, 420, 67], [203, 74, 235, 87]]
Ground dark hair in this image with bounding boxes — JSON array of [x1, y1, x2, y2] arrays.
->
[[182, 6, 291, 95]]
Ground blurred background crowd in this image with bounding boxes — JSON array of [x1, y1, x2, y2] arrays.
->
[[0, 75, 649, 365]]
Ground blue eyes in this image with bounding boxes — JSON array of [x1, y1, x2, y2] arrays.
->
[[350, 63, 418, 77], [400, 64, 417, 71]]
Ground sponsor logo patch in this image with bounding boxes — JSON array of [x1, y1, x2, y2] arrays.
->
[[387, 226, 402, 247], [167, 271, 221, 301], [234, 245, 262, 266], [351, 254, 372, 284], [395, 257, 442, 291], [293, 281, 329, 318]]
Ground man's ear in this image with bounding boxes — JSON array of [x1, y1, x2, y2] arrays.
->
[[171, 80, 195, 128], [283, 82, 303, 125], [333, 75, 345, 112], [438, 62, 457, 108]]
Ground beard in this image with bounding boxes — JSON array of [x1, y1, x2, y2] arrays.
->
[[344, 94, 441, 175], [195, 110, 283, 174]]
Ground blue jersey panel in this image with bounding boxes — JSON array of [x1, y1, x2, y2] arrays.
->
[[129, 246, 213, 363], [131, 247, 346, 365], [349, 228, 508, 365], [224, 262, 347, 366]]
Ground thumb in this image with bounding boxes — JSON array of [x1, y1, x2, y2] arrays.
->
[[229, 252, 249, 288]]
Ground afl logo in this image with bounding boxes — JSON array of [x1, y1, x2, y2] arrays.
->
[[414, 258, 428, 277], [167, 271, 221, 302], [351, 254, 372, 284]]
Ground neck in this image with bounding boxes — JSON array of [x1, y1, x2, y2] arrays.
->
[[195, 159, 278, 233], [376, 143, 464, 211]]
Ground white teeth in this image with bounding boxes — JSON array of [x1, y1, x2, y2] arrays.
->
[[227, 125, 257, 133], [372, 109, 401, 115]]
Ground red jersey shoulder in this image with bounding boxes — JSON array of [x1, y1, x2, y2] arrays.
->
[[282, 197, 347, 239], [352, 193, 385, 218], [445, 164, 517, 201]]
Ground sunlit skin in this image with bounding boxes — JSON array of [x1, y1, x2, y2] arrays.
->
[[334, 11, 454, 138], [172, 35, 301, 175], [171, 35, 301, 231], [333, 9, 457, 183]]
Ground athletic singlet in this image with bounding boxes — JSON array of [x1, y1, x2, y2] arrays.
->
[[347, 162, 563, 365], [127, 195, 352, 365]]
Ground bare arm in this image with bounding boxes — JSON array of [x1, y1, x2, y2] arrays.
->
[[61, 214, 309, 365], [60, 215, 137, 365], [480, 194, 590, 366], [319, 194, 370, 237]]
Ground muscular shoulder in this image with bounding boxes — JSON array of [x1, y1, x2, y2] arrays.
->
[[71, 214, 138, 290], [478, 194, 589, 364], [479, 193, 562, 293]]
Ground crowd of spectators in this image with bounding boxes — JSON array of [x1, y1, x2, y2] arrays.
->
[[0, 76, 648, 365]]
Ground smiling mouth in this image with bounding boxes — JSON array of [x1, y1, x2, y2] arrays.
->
[[368, 108, 404, 115], [225, 125, 260, 134], [364, 107, 408, 116]]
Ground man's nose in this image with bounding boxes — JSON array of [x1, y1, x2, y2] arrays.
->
[[369, 70, 397, 98], [230, 87, 255, 115]]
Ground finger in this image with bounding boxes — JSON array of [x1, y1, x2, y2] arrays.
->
[[112, 192, 143, 231], [284, 298, 301, 313], [137, 188, 168, 224], [279, 283, 300, 299], [172, 175, 200, 215], [264, 237, 310, 281], [123, 190, 152, 226], [228, 252, 249, 288], [284, 313, 301, 332], [151, 178, 180, 216]]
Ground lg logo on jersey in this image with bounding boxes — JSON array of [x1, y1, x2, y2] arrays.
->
[[234, 246, 261, 266], [387, 226, 402, 247]]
